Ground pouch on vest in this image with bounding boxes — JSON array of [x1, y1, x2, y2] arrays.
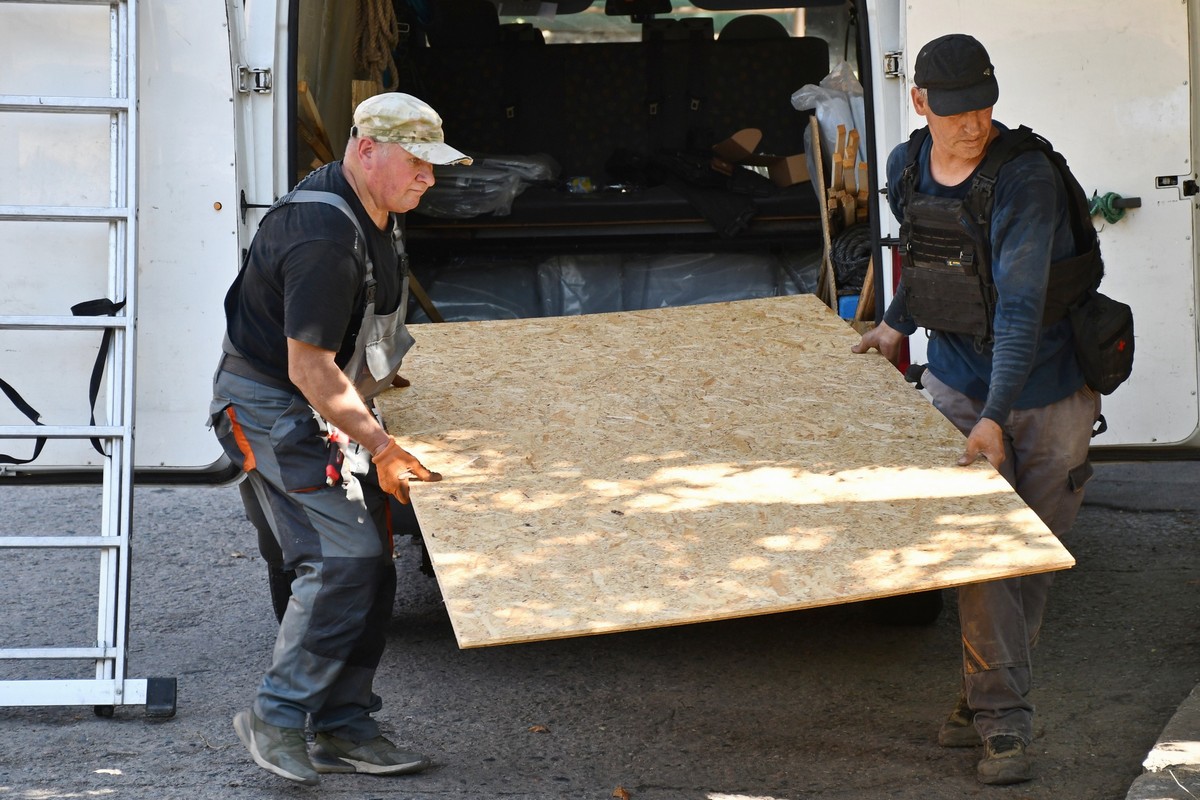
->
[[1068, 289, 1134, 395], [901, 194, 994, 341]]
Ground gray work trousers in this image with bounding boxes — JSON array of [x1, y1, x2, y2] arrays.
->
[[923, 370, 1099, 744], [210, 369, 396, 742]]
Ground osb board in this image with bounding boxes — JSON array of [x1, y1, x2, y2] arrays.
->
[[377, 294, 1074, 649]]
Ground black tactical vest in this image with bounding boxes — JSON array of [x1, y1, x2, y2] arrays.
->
[[898, 125, 1103, 345]]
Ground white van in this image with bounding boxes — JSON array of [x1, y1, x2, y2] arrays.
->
[[0, 0, 1193, 481]]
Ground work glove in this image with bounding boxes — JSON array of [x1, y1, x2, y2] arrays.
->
[[371, 438, 441, 504]]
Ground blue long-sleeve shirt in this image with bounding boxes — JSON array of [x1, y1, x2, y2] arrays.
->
[[882, 121, 1085, 423]]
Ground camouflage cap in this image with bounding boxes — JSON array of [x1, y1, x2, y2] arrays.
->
[[352, 92, 472, 166]]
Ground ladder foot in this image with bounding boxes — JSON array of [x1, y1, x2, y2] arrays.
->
[[145, 677, 177, 718]]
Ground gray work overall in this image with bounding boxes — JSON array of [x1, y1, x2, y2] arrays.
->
[[210, 190, 414, 740]]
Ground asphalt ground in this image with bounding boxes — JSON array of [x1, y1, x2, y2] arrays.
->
[[1, 460, 1199, 799]]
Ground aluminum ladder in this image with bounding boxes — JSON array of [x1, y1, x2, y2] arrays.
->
[[0, 0, 174, 717]]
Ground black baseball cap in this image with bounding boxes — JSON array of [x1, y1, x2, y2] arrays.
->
[[913, 34, 999, 116]]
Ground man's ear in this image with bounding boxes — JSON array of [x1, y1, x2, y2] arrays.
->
[[352, 135, 378, 166], [911, 86, 928, 118]]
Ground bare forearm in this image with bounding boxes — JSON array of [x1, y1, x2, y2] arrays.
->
[[287, 338, 390, 453]]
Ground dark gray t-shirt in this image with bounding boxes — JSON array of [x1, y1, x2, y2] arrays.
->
[[224, 162, 402, 387]]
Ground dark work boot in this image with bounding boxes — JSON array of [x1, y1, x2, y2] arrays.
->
[[977, 734, 1032, 785], [938, 693, 982, 747]]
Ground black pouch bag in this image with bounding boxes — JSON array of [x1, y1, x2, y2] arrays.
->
[[1068, 289, 1134, 395]]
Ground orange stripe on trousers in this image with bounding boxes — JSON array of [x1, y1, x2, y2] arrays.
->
[[225, 406, 257, 472]]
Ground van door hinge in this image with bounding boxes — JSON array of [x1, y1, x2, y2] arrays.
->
[[236, 65, 273, 94], [883, 51, 904, 79]]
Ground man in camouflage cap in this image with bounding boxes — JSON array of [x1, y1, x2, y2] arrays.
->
[[213, 93, 467, 785]]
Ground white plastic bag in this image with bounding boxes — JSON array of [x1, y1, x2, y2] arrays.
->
[[791, 61, 867, 182]]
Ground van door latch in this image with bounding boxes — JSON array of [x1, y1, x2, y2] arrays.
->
[[1156, 175, 1198, 197], [237, 66, 273, 94], [240, 190, 273, 223], [883, 51, 904, 79]]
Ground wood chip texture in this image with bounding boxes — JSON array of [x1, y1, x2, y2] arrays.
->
[[377, 295, 1073, 648]]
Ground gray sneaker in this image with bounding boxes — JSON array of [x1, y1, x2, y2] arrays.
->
[[938, 694, 982, 747], [232, 709, 319, 786], [977, 734, 1032, 785], [311, 732, 431, 776], [308, 744, 357, 774]]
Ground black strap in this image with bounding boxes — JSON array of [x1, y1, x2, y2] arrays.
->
[[900, 127, 927, 213], [71, 297, 127, 455], [0, 377, 46, 465], [963, 127, 1028, 230], [900, 124, 1103, 331], [1005, 126, 1099, 263], [966, 125, 1100, 280]]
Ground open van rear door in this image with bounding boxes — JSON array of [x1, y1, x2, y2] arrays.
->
[[0, 0, 240, 479]]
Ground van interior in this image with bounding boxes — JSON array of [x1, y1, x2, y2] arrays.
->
[[291, 0, 866, 322]]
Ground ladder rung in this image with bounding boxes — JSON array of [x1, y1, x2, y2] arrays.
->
[[0, 205, 131, 222], [0, 95, 130, 114], [0, 315, 131, 330], [0, 646, 116, 660], [0, 536, 125, 548], [0, 425, 126, 439]]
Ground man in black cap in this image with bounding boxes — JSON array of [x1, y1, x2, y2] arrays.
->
[[852, 34, 1100, 785]]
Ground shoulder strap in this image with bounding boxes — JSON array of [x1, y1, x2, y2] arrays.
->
[[966, 126, 1100, 281], [899, 127, 929, 211], [286, 189, 370, 270], [284, 189, 394, 306], [963, 125, 1034, 228], [1030, 131, 1102, 270]]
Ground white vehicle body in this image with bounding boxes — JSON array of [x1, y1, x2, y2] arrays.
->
[[0, 0, 1195, 482], [864, 0, 1197, 453]]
